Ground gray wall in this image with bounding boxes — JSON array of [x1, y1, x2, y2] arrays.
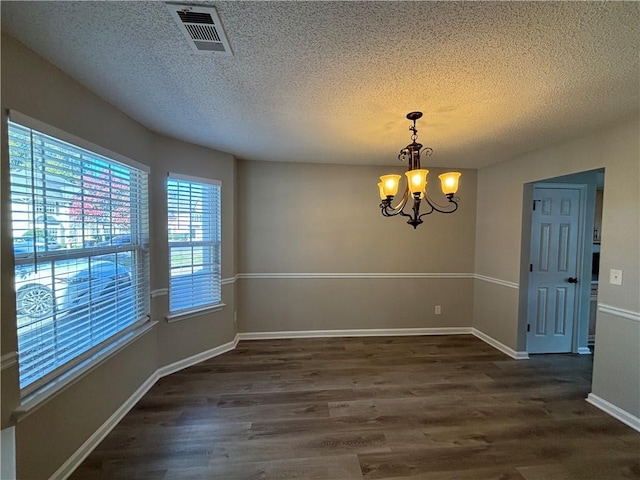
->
[[1, 34, 237, 479], [150, 135, 237, 368], [474, 115, 640, 417], [236, 159, 478, 333]]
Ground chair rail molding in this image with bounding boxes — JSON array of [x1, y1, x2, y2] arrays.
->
[[1, 352, 18, 371], [237, 272, 474, 279], [598, 304, 640, 323]]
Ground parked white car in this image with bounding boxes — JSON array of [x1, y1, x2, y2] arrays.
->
[[15, 259, 131, 319]]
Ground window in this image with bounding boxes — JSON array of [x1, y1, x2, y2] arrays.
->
[[8, 112, 150, 393], [167, 174, 221, 315]]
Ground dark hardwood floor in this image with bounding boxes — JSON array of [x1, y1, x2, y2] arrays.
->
[[71, 335, 640, 479]]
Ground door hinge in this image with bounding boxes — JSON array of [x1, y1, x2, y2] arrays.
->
[[533, 200, 536, 211], [527, 324, 531, 332], [529, 264, 533, 272]]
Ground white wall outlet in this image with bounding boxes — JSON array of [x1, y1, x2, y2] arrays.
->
[[609, 269, 623, 286], [435, 305, 442, 315]]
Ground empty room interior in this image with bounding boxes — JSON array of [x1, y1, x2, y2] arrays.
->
[[0, 2, 639, 479]]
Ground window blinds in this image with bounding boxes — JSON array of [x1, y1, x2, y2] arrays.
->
[[8, 114, 150, 392], [167, 174, 222, 313]]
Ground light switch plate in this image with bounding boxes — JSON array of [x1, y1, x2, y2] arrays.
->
[[610, 269, 623, 286]]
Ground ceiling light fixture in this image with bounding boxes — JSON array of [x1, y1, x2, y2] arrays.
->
[[378, 112, 461, 229]]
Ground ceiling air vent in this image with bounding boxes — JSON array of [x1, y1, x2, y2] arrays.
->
[[166, 3, 232, 56]]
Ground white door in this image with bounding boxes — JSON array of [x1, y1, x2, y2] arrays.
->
[[527, 186, 581, 353]]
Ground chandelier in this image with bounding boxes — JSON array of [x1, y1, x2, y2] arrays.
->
[[378, 112, 461, 229]]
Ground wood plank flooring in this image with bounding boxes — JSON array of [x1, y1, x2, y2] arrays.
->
[[70, 335, 640, 479]]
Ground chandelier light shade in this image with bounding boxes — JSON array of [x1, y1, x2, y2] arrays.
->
[[439, 171, 461, 195], [378, 112, 461, 229], [406, 169, 429, 194], [380, 174, 402, 197]]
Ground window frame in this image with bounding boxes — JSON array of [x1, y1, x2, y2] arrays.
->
[[166, 173, 223, 320], [7, 110, 151, 397]]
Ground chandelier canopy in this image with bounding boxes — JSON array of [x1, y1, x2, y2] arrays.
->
[[378, 112, 461, 229]]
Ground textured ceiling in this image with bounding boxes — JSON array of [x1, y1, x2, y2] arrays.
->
[[2, 1, 639, 168]]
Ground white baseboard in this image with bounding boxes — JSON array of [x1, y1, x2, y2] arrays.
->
[[50, 372, 159, 480], [471, 328, 529, 360], [55, 334, 240, 480], [586, 393, 640, 433], [156, 334, 239, 378], [238, 327, 472, 341], [577, 347, 592, 355]]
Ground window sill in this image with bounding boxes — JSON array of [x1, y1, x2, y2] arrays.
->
[[166, 303, 226, 323], [12, 320, 158, 422]]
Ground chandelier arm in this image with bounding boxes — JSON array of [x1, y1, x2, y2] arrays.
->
[[380, 201, 403, 217], [417, 200, 435, 218], [381, 204, 402, 217], [397, 209, 414, 220], [379, 188, 410, 216], [420, 194, 459, 217], [392, 188, 410, 211], [381, 202, 409, 217]]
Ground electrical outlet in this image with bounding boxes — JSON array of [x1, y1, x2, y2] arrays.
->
[[435, 305, 441, 315], [610, 269, 623, 286]]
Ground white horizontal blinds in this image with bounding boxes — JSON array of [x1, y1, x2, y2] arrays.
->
[[8, 119, 150, 392], [167, 175, 221, 313]]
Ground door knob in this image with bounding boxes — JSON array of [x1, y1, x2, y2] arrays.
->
[[567, 277, 578, 284]]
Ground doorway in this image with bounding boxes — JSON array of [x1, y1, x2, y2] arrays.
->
[[518, 169, 604, 354], [527, 184, 583, 353]]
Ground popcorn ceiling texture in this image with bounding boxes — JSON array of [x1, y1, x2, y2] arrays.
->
[[2, 1, 638, 167]]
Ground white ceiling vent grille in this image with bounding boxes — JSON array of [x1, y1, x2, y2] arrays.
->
[[166, 3, 232, 56]]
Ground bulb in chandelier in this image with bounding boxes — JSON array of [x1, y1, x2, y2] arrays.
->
[[438, 172, 461, 196], [406, 169, 429, 195], [380, 174, 401, 197]]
